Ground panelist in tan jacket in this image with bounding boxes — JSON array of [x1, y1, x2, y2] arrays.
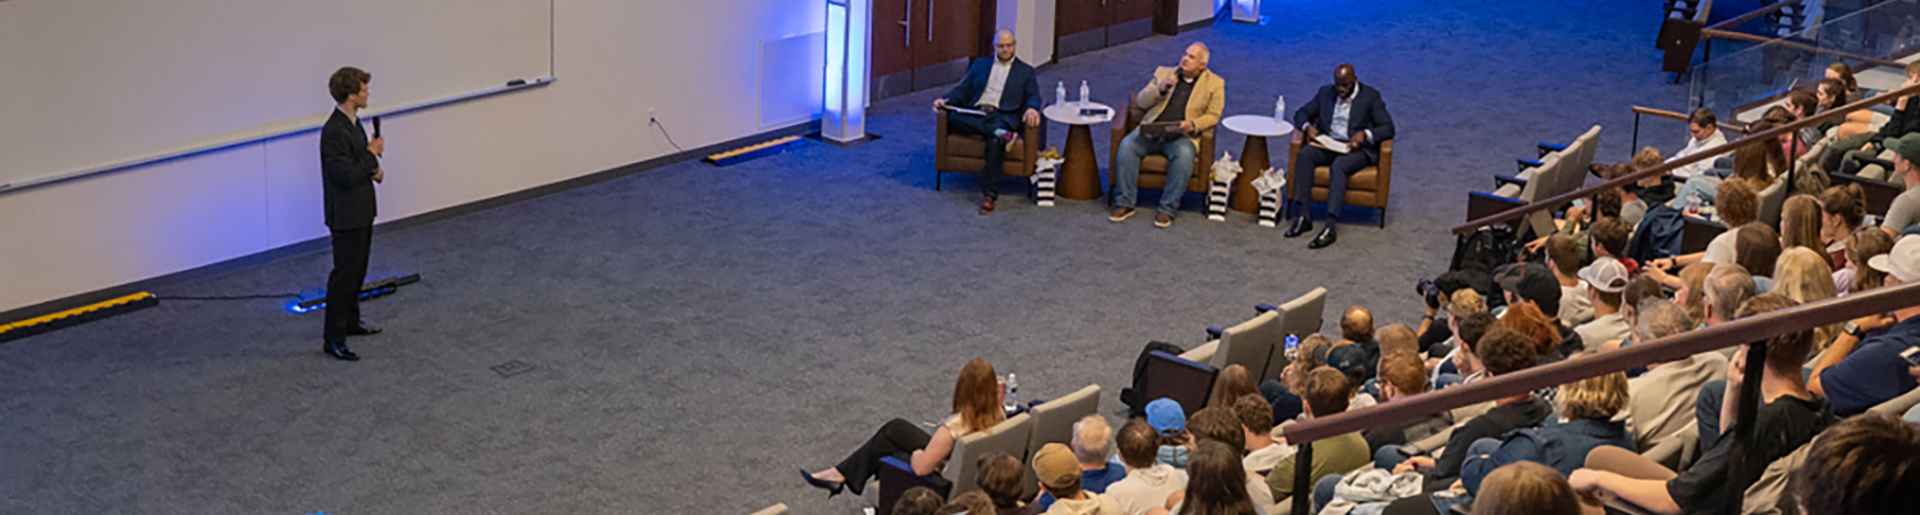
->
[[1109, 42, 1224, 228]]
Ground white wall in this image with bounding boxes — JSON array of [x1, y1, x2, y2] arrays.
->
[[0, 0, 830, 313], [1184, 0, 1222, 25]]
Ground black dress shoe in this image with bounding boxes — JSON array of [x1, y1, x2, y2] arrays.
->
[[324, 341, 360, 361], [799, 468, 844, 498], [1308, 225, 1339, 249], [348, 322, 382, 336], [1284, 216, 1314, 238]]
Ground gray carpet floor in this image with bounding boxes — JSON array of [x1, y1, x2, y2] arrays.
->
[[0, 1, 1692, 513]]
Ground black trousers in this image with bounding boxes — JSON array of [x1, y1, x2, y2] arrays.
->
[[1290, 145, 1376, 224], [833, 418, 931, 495], [324, 227, 372, 344], [947, 110, 1021, 199]]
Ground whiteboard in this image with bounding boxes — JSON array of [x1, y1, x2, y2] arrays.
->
[[0, 0, 553, 189]]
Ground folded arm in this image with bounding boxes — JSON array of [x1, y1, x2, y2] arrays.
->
[[321, 129, 377, 189]]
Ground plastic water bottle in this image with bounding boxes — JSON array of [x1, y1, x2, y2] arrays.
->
[[1056, 82, 1067, 108], [1275, 95, 1287, 121], [1079, 80, 1090, 107], [1004, 374, 1020, 412]]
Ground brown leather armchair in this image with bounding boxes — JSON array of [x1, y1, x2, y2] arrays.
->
[[934, 110, 1047, 193], [1107, 98, 1216, 205], [1284, 132, 1394, 226]]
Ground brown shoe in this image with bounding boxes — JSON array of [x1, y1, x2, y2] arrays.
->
[[1109, 207, 1136, 222], [979, 195, 996, 215], [1154, 212, 1174, 228]]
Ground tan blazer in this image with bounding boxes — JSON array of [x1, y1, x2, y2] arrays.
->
[[1132, 67, 1225, 147]]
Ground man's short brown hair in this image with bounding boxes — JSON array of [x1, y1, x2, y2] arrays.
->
[[1457, 312, 1498, 354], [1185, 407, 1245, 455], [1546, 234, 1583, 276], [329, 66, 371, 104], [1232, 394, 1273, 435], [938, 491, 997, 515], [894, 486, 945, 515], [1717, 178, 1760, 228], [1736, 293, 1815, 376], [1303, 366, 1351, 416], [1378, 352, 1428, 397], [1115, 418, 1159, 469], [1341, 306, 1375, 343], [1788, 88, 1818, 116], [1689, 108, 1717, 129], [1590, 217, 1631, 258], [974, 453, 1027, 509], [1378, 323, 1419, 360], [1475, 326, 1540, 377], [1791, 412, 1920, 515]]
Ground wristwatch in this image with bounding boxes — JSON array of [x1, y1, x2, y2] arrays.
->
[[1844, 321, 1865, 339]]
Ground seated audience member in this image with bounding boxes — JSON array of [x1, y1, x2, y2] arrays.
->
[[1186, 407, 1277, 514], [1735, 222, 1783, 292], [1108, 419, 1191, 515], [1364, 352, 1449, 453], [1390, 327, 1549, 492], [1589, 216, 1636, 274], [1601, 275, 1665, 351], [942, 491, 1002, 515], [1428, 290, 1489, 386], [1791, 413, 1920, 515], [1500, 302, 1568, 365], [1689, 264, 1757, 450], [1826, 62, 1859, 104], [1037, 416, 1128, 509], [1461, 372, 1634, 492], [1324, 345, 1378, 411], [1809, 235, 1920, 416], [1674, 262, 1716, 325], [1434, 311, 1496, 392], [1151, 440, 1260, 515], [1416, 270, 1488, 353], [1260, 334, 1334, 424], [1833, 63, 1920, 179], [1493, 262, 1581, 358], [1335, 306, 1381, 379], [1786, 88, 1829, 147], [934, 29, 1042, 214], [804, 359, 1005, 495], [1032, 443, 1124, 515], [1646, 176, 1760, 278], [1285, 63, 1396, 249], [1146, 399, 1192, 469], [1835, 228, 1895, 296], [1232, 395, 1289, 474], [896, 486, 948, 515], [1571, 293, 1833, 515], [1522, 187, 1622, 263], [1368, 323, 1418, 395], [1621, 148, 1678, 227], [1472, 462, 1588, 515], [1877, 133, 1920, 233], [1545, 234, 1596, 327], [1773, 247, 1841, 347], [1109, 42, 1224, 228], [1209, 365, 1260, 412], [1780, 194, 1825, 257], [1264, 367, 1371, 507], [1621, 299, 1726, 450], [1819, 184, 1866, 268], [1668, 108, 1729, 180], [1573, 259, 1632, 351], [979, 453, 1045, 515]]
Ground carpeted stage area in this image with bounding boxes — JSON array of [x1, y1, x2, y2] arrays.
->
[[0, 1, 1691, 513]]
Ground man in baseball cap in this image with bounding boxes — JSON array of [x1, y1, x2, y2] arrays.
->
[[1575, 258, 1633, 350], [1493, 262, 1582, 357], [1032, 442, 1124, 514], [1813, 235, 1920, 415], [1878, 133, 1920, 233]]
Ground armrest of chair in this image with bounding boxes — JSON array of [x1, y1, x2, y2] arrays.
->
[[878, 457, 952, 515], [1536, 142, 1566, 158], [936, 110, 951, 166], [1206, 327, 1224, 339], [1254, 303, 1279, 314], [1195, 127, 1218, 186], [1467, 190, 1523, 223], [1494, 174, 1528, 188], [1375, 138, 1393, 199], [1515, 158, 1542, 173]]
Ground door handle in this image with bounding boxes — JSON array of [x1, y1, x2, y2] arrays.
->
[[927, 0, 935, 42], [902, 0, 911, 46]]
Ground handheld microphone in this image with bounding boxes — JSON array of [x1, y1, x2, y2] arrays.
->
[[372, 116, 382, 138]]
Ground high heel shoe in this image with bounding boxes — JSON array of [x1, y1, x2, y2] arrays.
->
[[800, 468, 845, 498]]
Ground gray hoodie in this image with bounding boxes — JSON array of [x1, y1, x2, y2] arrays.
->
[[1042, 493, 1122, 515], [1103, 464, 1188, 515]]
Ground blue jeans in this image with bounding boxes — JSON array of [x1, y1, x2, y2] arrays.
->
[[1374, 445, 1412, 470], [1434, 373, 1464, 390], [1313, 472, 1344, 512], [1668, 175, 1721, 209], [1113, 131, 1197, 214], [1697, 378, 1727, 451]]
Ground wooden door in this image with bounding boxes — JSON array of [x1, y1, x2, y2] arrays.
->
[[872, 0, 917, 100], [1055, 0, 1109, 59], [914, 0, 980, 88], [1106, 0, 1157, 46]]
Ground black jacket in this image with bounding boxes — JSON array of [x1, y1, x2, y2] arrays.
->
[[320, 109, 379, 229], [941, 57, 1041, 113], [1293, 83, 1396, 162]]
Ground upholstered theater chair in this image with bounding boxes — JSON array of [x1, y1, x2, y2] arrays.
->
[[1108, 97, 1216, 206], [1285, 131, 1395, 226], [934, 110, 1047, 194]]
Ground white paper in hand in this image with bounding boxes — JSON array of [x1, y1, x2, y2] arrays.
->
[[1313, 135, 1351, 154]]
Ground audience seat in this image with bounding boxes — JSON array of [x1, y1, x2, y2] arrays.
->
[[1143, 350, 1219, 415], [1285, 131, 1396, 226], [1108, 97, 1217, 206], [1756, 176, 1787, 229], [934, 109, 1048, 193], [877, 413, 1033, 515], [1466, 126, 1600, 237], [1020, 384, 1101, 500], [1211, 310, 1282, 382], [1829, 171, 1901, 217], [1261, 287, 1328, 384], [1180, 340, 1219, 365]]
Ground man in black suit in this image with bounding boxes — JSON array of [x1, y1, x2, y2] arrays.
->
[[1286, 64, 1395, 249], [319, 66, 385, 361], [934, 29, 1041, 215]]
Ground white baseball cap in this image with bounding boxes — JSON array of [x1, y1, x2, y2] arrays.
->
[[1868, 235, 1920, 284], [1578, 258, 1631, 294]]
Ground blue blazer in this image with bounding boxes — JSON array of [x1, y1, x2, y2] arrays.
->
[[1293, 83, 1396, 161], [942, 57, 1041, 114]]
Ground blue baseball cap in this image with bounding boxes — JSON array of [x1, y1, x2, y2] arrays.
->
[[1146, 398, 1186, 436]]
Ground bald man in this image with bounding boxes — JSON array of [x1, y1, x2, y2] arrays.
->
[[1109, 42, 1225, 228], [1286, 64, 1395, 249], [936, 29, 1042, 215]]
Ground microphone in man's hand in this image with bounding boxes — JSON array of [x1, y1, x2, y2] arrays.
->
[[372, 116, 382, 138]]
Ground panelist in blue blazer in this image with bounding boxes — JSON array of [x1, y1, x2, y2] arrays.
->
[[934, 29, 1042, 215], [1285, 64, 1395, 249]]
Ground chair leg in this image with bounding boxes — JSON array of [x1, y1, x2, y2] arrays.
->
[[1379, 207, 1387, 227], [934, 170, 942, 191]]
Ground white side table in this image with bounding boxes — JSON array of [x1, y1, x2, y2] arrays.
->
[[1043, 102, 1114, 201], [1220, 115, 1295, 213]]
